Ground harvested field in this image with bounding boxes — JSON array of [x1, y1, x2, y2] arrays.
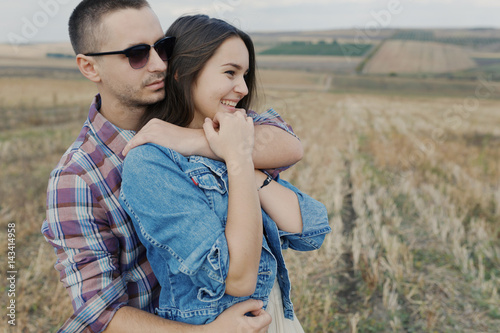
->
[[257, 69, 331, 92], [1, 46, 499, 331], [0, 57, 77, 71], [257, 55, 360, 73], [0, 42, 74, 59], [433, 28, 500, 39], [0, 43, 79, 76], [362, 40, 477, 75], [251, 29, 395, 44]]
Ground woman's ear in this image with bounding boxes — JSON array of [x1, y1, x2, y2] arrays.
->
[[174, 70, 179, 82], [76, 54, 101, 83]]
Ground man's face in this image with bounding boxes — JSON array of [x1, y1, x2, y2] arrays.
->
[[96, 7, 167, 110]]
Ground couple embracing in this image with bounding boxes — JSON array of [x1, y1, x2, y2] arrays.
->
[[42, 1, 331, 332]]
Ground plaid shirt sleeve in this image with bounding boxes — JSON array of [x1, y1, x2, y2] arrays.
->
[[247, 108, 299, 178], [42, 169, 129, 333]]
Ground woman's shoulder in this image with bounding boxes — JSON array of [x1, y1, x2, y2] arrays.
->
[[124, 143, 186, 167]]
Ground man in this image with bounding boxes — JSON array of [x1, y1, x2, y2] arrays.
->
[[42, 0, 303, 332]]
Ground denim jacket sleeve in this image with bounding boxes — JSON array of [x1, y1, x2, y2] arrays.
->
[[275, 176, 332, 251], [119, 143, 229, 300]]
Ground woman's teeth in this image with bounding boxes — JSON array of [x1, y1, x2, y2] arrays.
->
[[221, 100, 237, 107]]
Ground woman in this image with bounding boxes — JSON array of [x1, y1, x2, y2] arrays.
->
[[120, 15, 331, 331]]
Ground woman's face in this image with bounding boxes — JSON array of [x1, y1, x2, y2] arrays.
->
[[189, 36, 249, 128]]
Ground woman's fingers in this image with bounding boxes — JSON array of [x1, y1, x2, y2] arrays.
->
[[203, 112, 254, 162]]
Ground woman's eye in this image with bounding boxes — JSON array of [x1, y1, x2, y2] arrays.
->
[[225, 70, 235, 76]]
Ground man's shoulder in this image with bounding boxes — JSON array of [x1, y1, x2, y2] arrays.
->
[[50, 122, 109, 179]]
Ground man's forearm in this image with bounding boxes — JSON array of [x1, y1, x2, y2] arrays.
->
[[104, 301, 271, 333], [125, 119, 303, 168], [191, 125, 303, 168], [252, 124, 303, 169], [104, 306, 202, 333]]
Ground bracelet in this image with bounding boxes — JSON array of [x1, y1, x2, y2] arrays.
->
[[259, 174, 273, 190]]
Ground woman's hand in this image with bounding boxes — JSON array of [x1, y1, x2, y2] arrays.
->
[[203, 111, 255, 165], [210, 108, 247, 129]]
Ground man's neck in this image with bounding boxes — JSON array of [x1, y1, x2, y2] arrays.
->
[[99, 98, 145, 131]]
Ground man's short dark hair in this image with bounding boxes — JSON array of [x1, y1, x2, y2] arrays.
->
[[69, 0, 150, 55]]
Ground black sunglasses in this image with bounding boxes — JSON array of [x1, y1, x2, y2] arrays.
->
[[84, 36, 176, 69]]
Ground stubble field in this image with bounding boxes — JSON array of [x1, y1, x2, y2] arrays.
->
[[0, 68, 499, 332], [361, 40, 477, 75]]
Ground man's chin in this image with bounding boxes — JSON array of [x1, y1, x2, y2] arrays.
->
[[142, 91, 165, 106]]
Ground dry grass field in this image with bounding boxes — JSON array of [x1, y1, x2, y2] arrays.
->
[[0, 43, 74, 59], [251, 29, 393, 46], [362, 40, 477, 75], [432, 28, 500, 43], [0, 64, 499, 333], [256, 55, 360, 74], [268, 88, 500, 332]]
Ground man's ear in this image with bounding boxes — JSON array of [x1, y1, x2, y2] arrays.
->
[[76, 54, 101, 83]]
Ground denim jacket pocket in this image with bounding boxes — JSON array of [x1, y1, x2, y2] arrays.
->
[[188, 165, 228, 219], [192, 172, 227, 194], [188, 156, 228, 192]]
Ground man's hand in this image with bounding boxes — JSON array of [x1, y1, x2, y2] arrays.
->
[[104, 300, 271, 333], [208, 299, 272, 333]]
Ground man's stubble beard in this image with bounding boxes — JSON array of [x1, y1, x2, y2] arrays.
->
[[122, 72, 167, 109]]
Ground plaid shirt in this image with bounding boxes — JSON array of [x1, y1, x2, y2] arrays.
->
[[42, 94, 297, 333]]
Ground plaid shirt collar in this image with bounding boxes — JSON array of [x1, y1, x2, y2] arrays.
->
[[88, 94, 136, 160]]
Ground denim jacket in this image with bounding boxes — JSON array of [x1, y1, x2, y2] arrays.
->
[[119, 143, 331, 325]]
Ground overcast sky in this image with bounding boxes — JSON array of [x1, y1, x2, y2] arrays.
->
[[2, 0, 500, 44]]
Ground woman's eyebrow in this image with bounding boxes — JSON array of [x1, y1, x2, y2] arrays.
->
[[221, 63, 250, 74], [222, 63, 245, 70]]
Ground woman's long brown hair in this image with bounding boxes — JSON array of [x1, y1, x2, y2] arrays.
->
[[139, 15, 257, 129]]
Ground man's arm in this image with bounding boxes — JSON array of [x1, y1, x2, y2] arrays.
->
[[252, 123, 302, 169], [104, 300, 271, 333], [42, 171, 138, 333], [42, 168, 271, 333], [44, 184, 163, 333], [123, 109, 303, 169]]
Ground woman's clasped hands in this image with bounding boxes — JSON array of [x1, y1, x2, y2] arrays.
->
[[203, 109, 255, 170]]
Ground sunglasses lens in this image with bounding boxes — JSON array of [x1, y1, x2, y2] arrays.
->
[[127, 45, 150, 69], [123, 38, 175, 69], [155, 38, 175, 61]]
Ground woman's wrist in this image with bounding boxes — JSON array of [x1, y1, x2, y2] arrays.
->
[[225, 153, 254, 170], [225, 158, 254, 180], [258, 173, 273, 191], [254, 169, 268, 189]]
